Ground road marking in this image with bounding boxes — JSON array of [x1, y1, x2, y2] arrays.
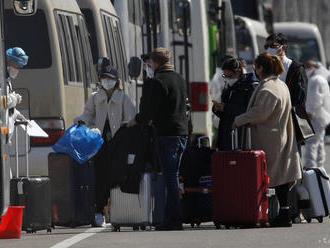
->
[[49, 227, 106, 248]]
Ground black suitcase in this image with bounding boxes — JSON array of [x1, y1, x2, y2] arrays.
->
[[48, 153, 95, 227], [10, 121, 52, 233], [179, 137, 214, 227]]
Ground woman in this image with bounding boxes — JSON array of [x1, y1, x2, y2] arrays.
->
[[75, 60, 135, 227], [212, 57, 258, 150], [232, 53, 302, 227]]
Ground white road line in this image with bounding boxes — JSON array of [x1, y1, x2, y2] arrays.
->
[[49, 227, 106, 248]]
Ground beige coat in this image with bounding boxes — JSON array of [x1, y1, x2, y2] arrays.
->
[[75, 89, 135, 136], [234, 76, 302, 187]]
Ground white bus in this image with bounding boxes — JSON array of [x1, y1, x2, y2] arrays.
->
[[235, 16, 268, 71], [4, 0, 97, 176], [274, 22, 327, 66]]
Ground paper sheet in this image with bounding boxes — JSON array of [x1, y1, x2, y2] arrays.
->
[[19, 120, 49, 138]]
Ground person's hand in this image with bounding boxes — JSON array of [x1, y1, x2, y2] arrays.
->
[[232, 122, 238, 130], [127, 119, 137, 128], [307, 113, 313, 120], [77, 120, 86, 127], [213, 100, 225, 112]]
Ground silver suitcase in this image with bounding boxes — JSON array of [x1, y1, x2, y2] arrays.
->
[[110, 173, 164, 231], [302, 167, 330, 223]]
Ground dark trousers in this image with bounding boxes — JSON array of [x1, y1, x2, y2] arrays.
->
[[158, 136, 187, 223], [94, 141, 110, 213], [275, 183, 290, 208]]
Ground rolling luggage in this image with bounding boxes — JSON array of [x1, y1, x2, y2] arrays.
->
[[179, 136, 214, 227], [48, 153, 95, 227], [10, 121, 52, 233], [110, 173, 164, 231], [212, 128, 270, 228], [301, 167, 330, 223]]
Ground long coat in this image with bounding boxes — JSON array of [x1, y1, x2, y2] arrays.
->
[[75, 89, 135, 136], [234, 76, 302, 187]]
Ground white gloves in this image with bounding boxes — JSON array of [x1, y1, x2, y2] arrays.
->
[[90, 128, 101, 135]]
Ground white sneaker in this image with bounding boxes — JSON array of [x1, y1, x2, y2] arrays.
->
[[94, 213, 106, 227]]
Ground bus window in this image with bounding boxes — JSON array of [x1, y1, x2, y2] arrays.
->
[[286, 37, 320, 64], [4, 10, 51, 69], [81, 9, 99, 64], [169, 0, 190, 36], [128, 0, 143, 25], [256, 35, 266, 54], [235, 24, 254, 64], [101, 13, 116, 67]]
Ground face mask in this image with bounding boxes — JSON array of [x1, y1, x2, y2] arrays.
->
[[8, 66, 19, 79], [146, 66, 154, 78], [305, 68, 314, 78], [224, 78, 237, 87], [266, 46, 283, 56], [101, 79, 117, 90]]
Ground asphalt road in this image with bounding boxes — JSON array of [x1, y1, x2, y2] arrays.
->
[[2, 145, 330, 248]]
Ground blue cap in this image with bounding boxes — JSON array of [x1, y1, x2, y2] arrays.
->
[[6, 47, 29, 68]]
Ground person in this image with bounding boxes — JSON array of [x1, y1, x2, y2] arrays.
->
[[75, 60, 135, 227], [232, 53, 302, 227], [6, 47, 29, 141], [128, 48, 188, 231], [212, 57, 258, 151], [304, 60, 330, 168]]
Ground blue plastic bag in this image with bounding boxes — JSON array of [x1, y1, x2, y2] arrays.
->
[[52, 124, 104, 164]]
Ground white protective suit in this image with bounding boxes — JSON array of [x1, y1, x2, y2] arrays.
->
[[210, 67, 225, 128], [304, 68, 330, 168]]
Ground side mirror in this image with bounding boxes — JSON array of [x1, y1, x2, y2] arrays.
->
[[13, 0, 38, 16], [128, 57, 142, 79]]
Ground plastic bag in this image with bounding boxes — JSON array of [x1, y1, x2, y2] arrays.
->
[[52, 124, 104, 164]]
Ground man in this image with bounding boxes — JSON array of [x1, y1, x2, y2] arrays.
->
[[128, 48, 188, 230], [304, 60, 330, 168]]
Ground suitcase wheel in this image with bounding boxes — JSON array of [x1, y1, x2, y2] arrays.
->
[[190, 223, 195, 228], [317, 217, 323, 223], [47, 228, 52, 233], [306, 218, 312, 223], [112, 225, 120, 232]]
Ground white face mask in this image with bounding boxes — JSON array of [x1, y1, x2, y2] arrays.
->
[[101, 79, 117, 90], [146, 66, 154, 78], [8, 66, 19, 79], [225, 78, 237, 87], [266, 46, 283, 56]]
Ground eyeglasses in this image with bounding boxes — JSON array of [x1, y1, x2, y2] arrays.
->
[[264, 43, 281, 50], [222, 73, 234, 79]]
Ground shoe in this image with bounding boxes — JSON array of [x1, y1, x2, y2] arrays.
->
[[155, 222, 183, 231], [270, 207, 292, 228], [94, 213, 106, 227]]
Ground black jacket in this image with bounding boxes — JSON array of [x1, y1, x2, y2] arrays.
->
[[135, 66, 189, 136], [106, 125, 160, 194], [213, 73, 258, 150]]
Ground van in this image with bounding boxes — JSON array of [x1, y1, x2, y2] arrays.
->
[[4, 0, 97, 176]]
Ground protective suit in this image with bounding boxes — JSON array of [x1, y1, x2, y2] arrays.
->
[[210, 67, 225, 128], [304, 68, 330, 168]]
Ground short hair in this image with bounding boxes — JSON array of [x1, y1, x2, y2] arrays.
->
[[255, 53, 284, 77], [266, 33, 288, 45], [222, 58, 245, 72], [150, 48, 170, 65]]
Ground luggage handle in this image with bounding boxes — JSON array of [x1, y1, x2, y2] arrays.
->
[[231, 126, 252, 151], [14, 121, 29, 178], [197, 136, 209, 148]]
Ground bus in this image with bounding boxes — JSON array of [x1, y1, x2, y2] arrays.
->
[[4, 0, 97, 176]]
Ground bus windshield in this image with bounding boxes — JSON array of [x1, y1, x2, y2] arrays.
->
[[286, 37, 320, 64], [4, 10, 51, 69], [235, 25, 254, 64]]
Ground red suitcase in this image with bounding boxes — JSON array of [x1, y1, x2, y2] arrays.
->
[[212, 128, 270, 228]]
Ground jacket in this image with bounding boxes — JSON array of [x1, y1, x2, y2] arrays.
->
[[234, 76, 302, 187], [306, 69, 330, 128], [107, 125, 160, 194], [212, 73, 258, 150], [75, 89, 135, 136], [135, 65, 189, 136]]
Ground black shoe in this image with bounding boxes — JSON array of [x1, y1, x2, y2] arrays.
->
[[270, 208, 292, 228], [155, 222, 183, 231]]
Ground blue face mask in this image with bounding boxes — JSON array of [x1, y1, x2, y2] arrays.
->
[[101, 79, 116, 90]]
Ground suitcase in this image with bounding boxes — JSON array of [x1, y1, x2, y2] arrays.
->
[[212, 128, 270, 228], [179, 136, 214, 227], [301, 167, 330, 223], [10, 121, 52, 233], [110, 173, 164, 231], [48, 153, 95, 227]]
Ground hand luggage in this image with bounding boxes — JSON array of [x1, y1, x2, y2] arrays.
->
[[212, 128, 270, 228], [110, 173, 164, 231], [301, 167, 330, 223], [48, 153, 95, 227], [179, 136, 214, 227], [10, 121, 52, 233]]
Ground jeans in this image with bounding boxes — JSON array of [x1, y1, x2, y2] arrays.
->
[[158, 136, 187, 223]]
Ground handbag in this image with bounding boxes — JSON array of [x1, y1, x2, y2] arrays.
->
[[291, 106, 315, 145]]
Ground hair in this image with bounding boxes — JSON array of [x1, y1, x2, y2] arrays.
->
[[266, 33, 288, 45], [305, 60, 321, 69], [150, 48, 171, 66], [222, 58, 245, 72], [219, 55, 234, 67], [254, 53, 284, 77]]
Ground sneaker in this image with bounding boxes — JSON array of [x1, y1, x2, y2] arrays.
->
[[270, 208, 292, 228], [94, 213, 106, 227]]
